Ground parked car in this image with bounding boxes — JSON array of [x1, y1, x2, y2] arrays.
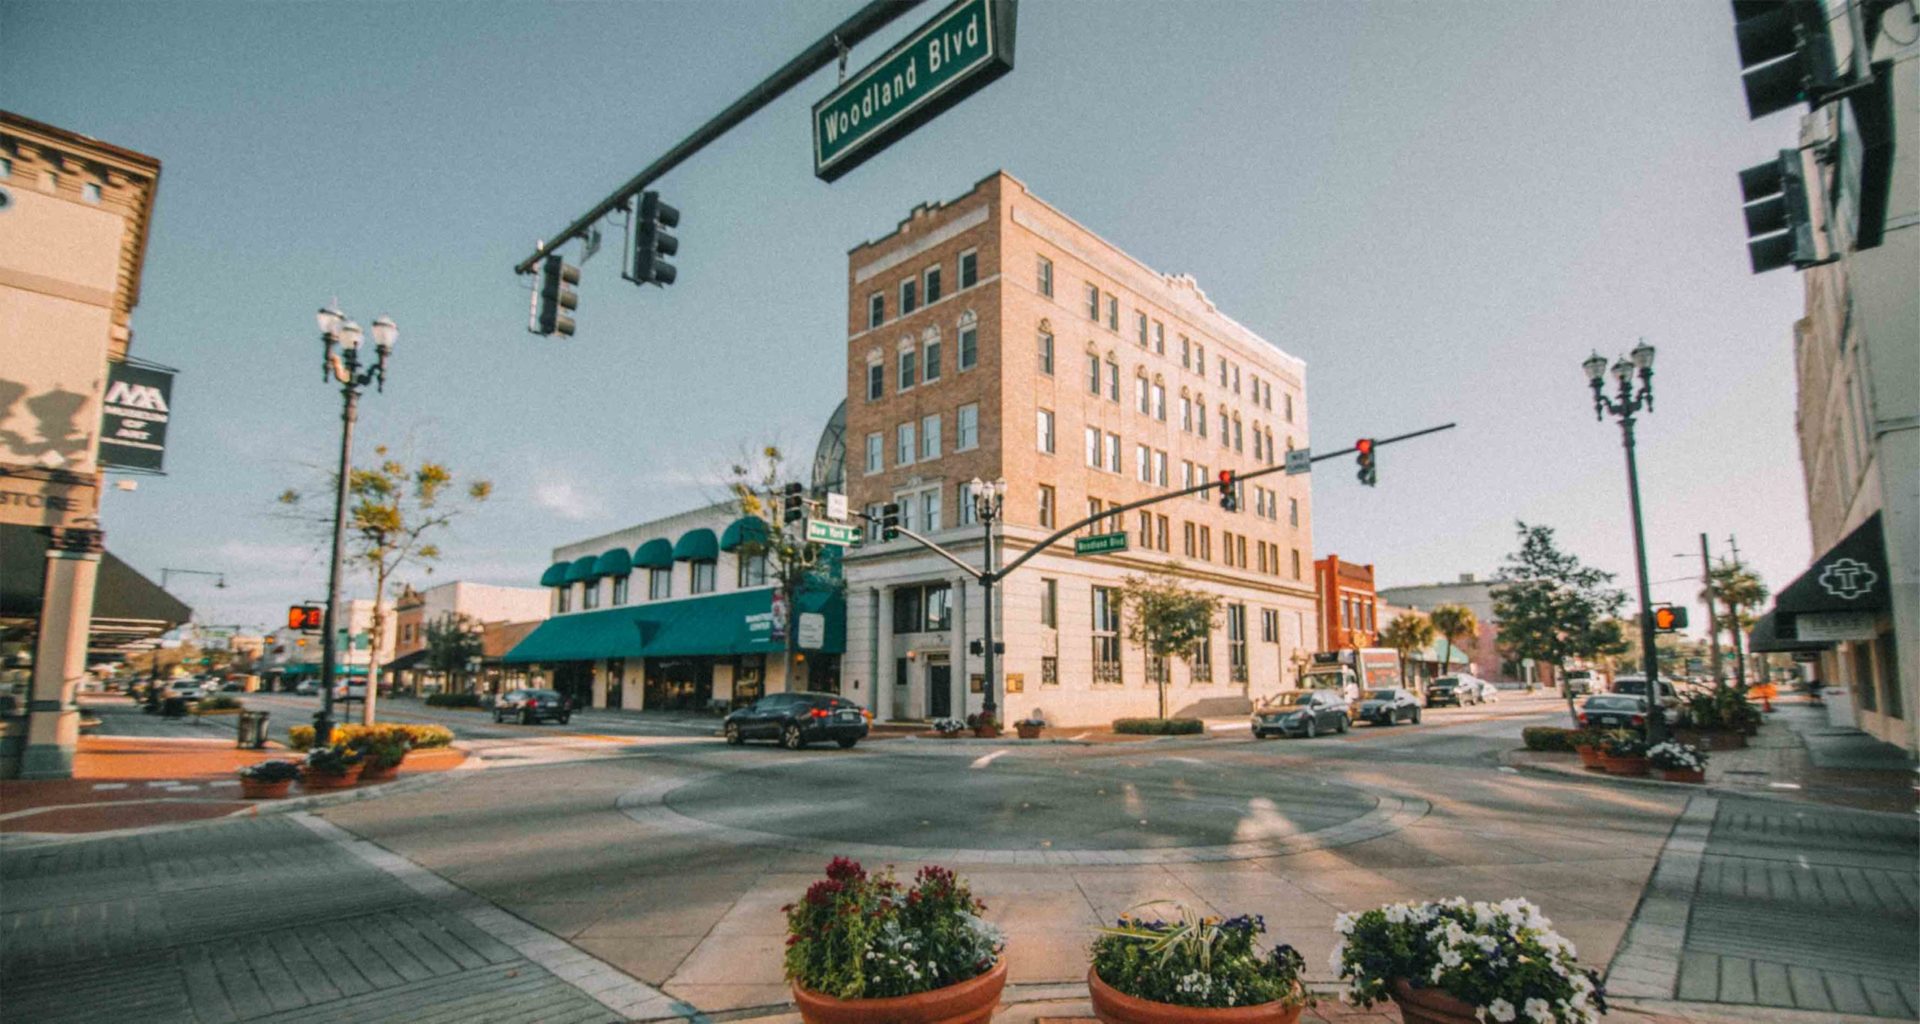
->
[[723, 692, 870, 750], [1426, 675, 1493, 707], [1252, 690, 1350, 739], [1356, 688, 1423, 726], [492, 688, 572, 725], [293, 680, 319, 696], [1578, 694, 1650, 731], [1612, 675, 1680, 717], [1562, 669, 1599, 696]]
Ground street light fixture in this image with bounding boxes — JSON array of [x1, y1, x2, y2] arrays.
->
[[970, 477, 1008, 722], [312, 303, 395, 746], [1584, 339, 1665, 745]]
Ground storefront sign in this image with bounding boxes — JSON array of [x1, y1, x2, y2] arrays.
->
[[812, 0, 1018, 181], [797, 612, 825, 650], [1791, 611, 1876, 642], [0, 479, 94, 529], [99, 361, 174, 472]]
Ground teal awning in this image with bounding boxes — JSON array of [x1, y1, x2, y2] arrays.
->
[[719, 516, 771, 553], [634, 538, 674, 569], [594, 546, 632, 577], [538, 562, 570, 587], [501, 606, 651, 664], [563, 555, 600, 583], [673, 528, 719, 562], [502, 585, 846, 664]]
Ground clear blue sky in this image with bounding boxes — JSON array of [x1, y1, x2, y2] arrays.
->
[[4, 1, 1810, 633]]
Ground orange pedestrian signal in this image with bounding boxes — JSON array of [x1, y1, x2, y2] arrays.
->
[[288, 605, 324, 631], [1651, 605, 1688, 632]]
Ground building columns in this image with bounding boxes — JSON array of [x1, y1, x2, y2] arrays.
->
[[872, 585, 893, 721], [21, 528, 103, 780], [949, 578, 968, 717]]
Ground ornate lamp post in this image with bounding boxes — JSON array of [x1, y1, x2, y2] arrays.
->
[[1584, 340, 1666, 744], [312, 305, 395, 746], [969, 477, 1008, 722]]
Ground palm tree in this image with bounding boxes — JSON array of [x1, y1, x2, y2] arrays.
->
[[1705, 563, 1767, 690], [1382, 613, 1437, 688], [1428, 604, 1479, 676]]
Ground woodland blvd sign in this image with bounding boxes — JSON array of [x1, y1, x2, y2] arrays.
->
[[1075, 531, 1128, 556], [812, 0, 1017, 181]]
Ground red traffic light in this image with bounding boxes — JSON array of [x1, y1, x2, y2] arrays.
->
[[1217, 469, 1235, 487], [1355, 438, 1373, 455]]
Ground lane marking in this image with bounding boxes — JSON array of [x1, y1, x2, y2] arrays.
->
[[971, 749, 1009, 769], [1769, 782, 1803, 790], [1797, 855, 1810, 870], [91, 783, 128, 791]]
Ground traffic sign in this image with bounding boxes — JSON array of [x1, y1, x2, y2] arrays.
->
[[1285, 448, 1312, 475], [1074, 531, 1129, 555], [805, 519, 861, 546], [287, 605, 323, 632], [826, 492, 849, 521]]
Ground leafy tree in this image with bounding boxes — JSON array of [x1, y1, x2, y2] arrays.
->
[[1381, 612, 1436, 687], [727, 446, 839, 698], [1492, 522, 1629, 726], [279, 447, 491, 724], [1704, 562, 1767, 689], [1119, 567, 1222, 719], [1428, 603, 1479, 674], [423, 612, 484, 693]]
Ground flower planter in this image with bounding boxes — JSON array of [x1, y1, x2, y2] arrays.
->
[[359, 760, 402, 782], [793, 958, 1006, 1024], [239, 778, 292, 800], [1599, 754, 1650, 777], [1089, 968, 1302, 1024], [1387, 978, 1478, 1024], [936, 731, 963, 740], [1662, 768, 1706, 784], [300, 764, 364, 790], [1015, 724, 1044, 740], [1574, 744, 1606, 771], [973, 725, 1001, 739], [1673, 728, 1746, 751]]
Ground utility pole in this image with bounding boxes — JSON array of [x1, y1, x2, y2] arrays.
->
[[1726, 535, 1749, 689], [1699, 533, 1725, 691]]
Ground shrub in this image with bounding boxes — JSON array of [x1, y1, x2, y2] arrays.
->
[[237, 759, 301, 783], [1521, 727, 1581, 752], [1599, 731, 1647, 758], [303, 744, 364, 775], [1092, 904, 1306, 1009], [196, 694, 243, 711], [783, 858, 1003, 1000], [425, 692, 484, 708], [288, 722, 451, 752], [289, 725, 315, 751], [1113, 717, 1205, 735], [349, 726, 414, 768], [1333, 898, 1605, 1023]]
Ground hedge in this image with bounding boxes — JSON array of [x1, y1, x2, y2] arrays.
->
[[1112, 717, 1206, 736], [1522, 726, 1587, 752], [288, 722, 455, 751], [424, 692, 485, 709]]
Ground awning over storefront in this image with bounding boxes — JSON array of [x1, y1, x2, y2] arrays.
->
[[268, 663, 368, 677], [1418, 640, 1472, 667], [539, 562, 570, 587], [502, 586, 845, 664], [0, 524, 192, 656], [634, 538, 674, 569], [1768, 513, 1888, 645], [673, 528, 719, 562], [563, 555, 600, 584], [719, 516, 770, 552], [382, 648, 431, 673], [594, 546, 632, 578], [1748, 610, 1832, 654]]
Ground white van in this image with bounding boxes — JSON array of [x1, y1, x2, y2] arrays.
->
[[1562, 669, 1599, 696]]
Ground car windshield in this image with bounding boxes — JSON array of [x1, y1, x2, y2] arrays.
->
[[1614, 680, 1647, 693], [1586, 696, 1643, 711], [1367, 690, 1397, 701], [1431, 678, 1458, 688], [1282, 692, 1318, 706]]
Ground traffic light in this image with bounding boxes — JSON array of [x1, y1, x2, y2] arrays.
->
[[1216, 469, 1237, 512], [533, 255, 579, 336], [1355, 438, 1376, 487], [1651, 605, 1689, 633], [879, 502, 901, 541], [629, 190, 680, 286], [1731, 0, 1840, 120], [1739, 150, 1820, 273], [287, 605, 323, 632], [781, 482, 805, 524]]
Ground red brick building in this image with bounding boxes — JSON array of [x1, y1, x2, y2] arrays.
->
[[1314, 555, 1378, 651]]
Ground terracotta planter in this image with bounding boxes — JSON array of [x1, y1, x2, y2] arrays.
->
[[1600, 754, 1650, 777], [793, 958, 1006, 1024], [1388, 979, 1478, 1024], [1662, 768, 1706, 784], [1016, 724, 1044, 740], [1574, 744, 1606, 771], [359, 759, 402, 782], [301, 763, 364, 790], [239, 778, 292, 799], [1674, 729, 1745, 751], [936, 731, 963, 740], [973, 725, 1002, 739], [1089, 968, 1302, 1024]]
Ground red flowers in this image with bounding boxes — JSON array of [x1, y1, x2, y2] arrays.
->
[[825, 856, 866, 882]]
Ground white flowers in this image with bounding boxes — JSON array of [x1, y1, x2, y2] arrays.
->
[[1335, 897, 1599, 1024], [1524, 997, 1554, 1023], [1334, 911, 1359, 934], [1649, 740, 1707, 771], [1487, 997, 1516, 1022]]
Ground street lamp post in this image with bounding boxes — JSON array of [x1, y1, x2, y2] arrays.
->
[[1584, 340, 1666, 745], [312, 305, 395, 747], [969, 477, 1008, 723]]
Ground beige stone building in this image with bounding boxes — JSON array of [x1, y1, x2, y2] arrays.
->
[[841, 172, 1317, 727], [0, 111, 163, 777]]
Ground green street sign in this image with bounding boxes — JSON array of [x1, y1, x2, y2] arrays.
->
[[1075, 531, 1129, 556], [812, 0, 1018, 182], [805, 519, 861, 547]]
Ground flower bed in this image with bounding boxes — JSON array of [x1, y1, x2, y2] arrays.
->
[[1647, 740, 1707, 783], [289, 722, 453, 751], [1113, 718, 1205, 736], [1090, 904, 1307, 1018]]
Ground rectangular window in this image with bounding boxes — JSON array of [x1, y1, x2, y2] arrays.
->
[[1220, 411, 1230, 445], [1155, 514, 1169, 552], [1038, 256, 1053, 297], [1038, 330, 1054, 375], [1180, 336, 1191, 369], [1289, 497, 1299, 527], [1087, 497, 1103, 531], [869, 293, 885, 328], [1037, 409, 1055, 453], [1233, 364, 1241, 394], [957, 403, 979, 450], [899, 347, 916, 390], [1137, 510, 1153, 549], [650, 568, 672, 599], [1153, 382, 1167, 421], [556, 586, 570, 613], [612, 574, 629, 606], [1105, 432, 1121, 474], [1135, 376, 1148, 414], [82, 181, 102, 204], [1153, 321, 1165, 354], [1233, 417, 1243, 452], [1262, 608, 1278, 643], [1106, 295, 1119, 331], [922, 489, 941, 532], [1183, 521, 1197, 557], [960, 480, 980, 525], [892, 587, 925, 634], [1195, 344, 1206, 376], [1192, 634, 1213, 683], [959, 249, 978, 289], [1136, 444, 1151, 482], [0, 157, 10, 178], [1042, 656, 1059, 687], [1197, 464, 1209, 501], [924, 335, 942, 382], [582, 581, 601, 610], [1153, 449, 1168, 486], [1038, 484, 1055, 528], [1086, 283, 1100, 321], [867, 363, 884, 401], [924, 265, 942, 305], [1198, 402, 1208, 439], [1107, 360, 1120, 402], [897, 422, 915, 465], [1085, 426, 1102, 468], [1200, 526, 1212, 561], [1219, 360, 1228, 388], [1182, 460, 1194, 491], [1237, 534, 1248, 568], [1136, 312, 1149, 346], [921, 413, 941, 460], [1284, 393, 1294, 423], [1181, 397, 1193, 432], [1041, 578, 1058, 627], [863, 502, 883, 542], [958, 323, 977, 370], [691, 561, 716, 594], [737, 553, 767, 588], [1291, 549, 1302, 580], [1253, 430, 1263, 462], [1223, 531, 1236, 567], [900, 278, 918, 314], [1087, 353, 1102, 395], [1228, 605, 1248, 682], [865, 433, 883, 474], [1092, 586, 1122, 683]]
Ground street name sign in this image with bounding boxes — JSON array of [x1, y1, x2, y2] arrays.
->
[[1285, 448, 1312, 475], [812, 0, 1018, 181], [1074, 531, 1128, 556], [806, 519, 861, 546]]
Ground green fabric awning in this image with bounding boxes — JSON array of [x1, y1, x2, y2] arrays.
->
[[633, 538, 674, 569], [502, 585, 846, 664], [563, 555, 600, 583], [538, 562, 570, 587], [594, 547, 633, 577], [673, 528, 719, 562], [719, 516, 771, 552], [501, 606, 650, 664]]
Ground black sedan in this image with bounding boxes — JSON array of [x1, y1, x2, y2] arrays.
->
[[1252, 690, 1350, 739], [493, 688, 573, 725], [1356, 688, 1422, 726], [724, 692, 870, 750], [1577, 694, 1649, 731]]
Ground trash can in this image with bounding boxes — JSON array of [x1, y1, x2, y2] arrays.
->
[[236, 709, 271, 749]]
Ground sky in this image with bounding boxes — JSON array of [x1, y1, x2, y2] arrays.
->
[[3, 0, 1814, 635]]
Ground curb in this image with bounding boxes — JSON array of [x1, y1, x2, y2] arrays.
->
[[1499, 745, 1917, 819]]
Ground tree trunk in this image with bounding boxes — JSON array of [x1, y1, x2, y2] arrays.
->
[[1157, 667, 1168, 720], [362, 584, 386, 727], [1561, 660, 1580, 728]]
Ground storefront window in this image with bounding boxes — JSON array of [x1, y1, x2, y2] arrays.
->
[[893, 587, 924, 634], [735, 654, 766, 707], [924, 584, 952, 631]]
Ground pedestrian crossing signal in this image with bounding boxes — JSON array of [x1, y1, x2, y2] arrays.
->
[[1651, 605, 1688, 632], [287, 605, 323, 632]]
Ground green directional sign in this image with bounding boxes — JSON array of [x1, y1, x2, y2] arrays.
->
[[806, 519, 861, 547], [812, 0, 1018, 182], [1075, 531, 1129, 556]]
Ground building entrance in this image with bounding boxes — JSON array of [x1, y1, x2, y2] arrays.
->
[[552, 662, 592, 709], [928, 659, 952, 719], [645, 657, 713, 710]]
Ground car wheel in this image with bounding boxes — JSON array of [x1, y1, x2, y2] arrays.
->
[[724, 723, 743, 746], [1336, 715, 1349, 734], [1304, 718, 1318, 739], [782, 723, 806, 750], [836, 739, 857, 749]]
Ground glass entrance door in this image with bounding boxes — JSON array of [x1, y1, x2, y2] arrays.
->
[[928, 660, 952, 719]]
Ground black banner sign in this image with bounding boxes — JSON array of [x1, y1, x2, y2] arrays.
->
[[100, 361, 173, 472]]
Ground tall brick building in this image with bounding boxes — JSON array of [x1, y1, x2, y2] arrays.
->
[[840, 172, 1316, 726]]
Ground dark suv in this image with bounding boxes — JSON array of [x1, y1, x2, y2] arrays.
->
[[494, 688, 572, 725], [724, 692, 870, 750]]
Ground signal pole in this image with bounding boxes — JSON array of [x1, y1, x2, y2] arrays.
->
[[1698, 533, 1725, 691]]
